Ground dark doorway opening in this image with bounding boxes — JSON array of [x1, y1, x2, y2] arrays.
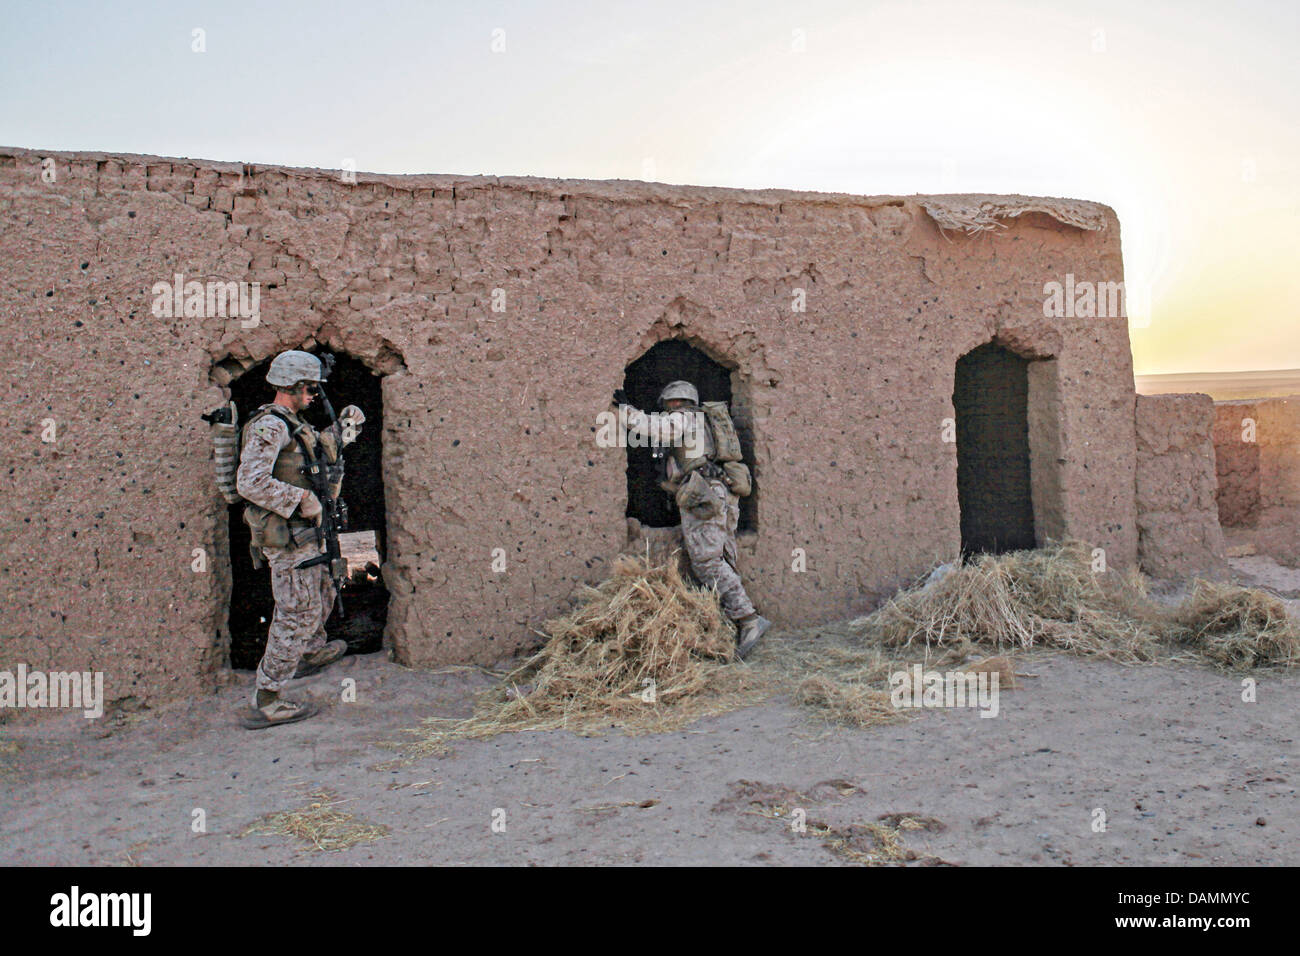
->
[[623, 339, 755, 530], [226, 350, 388, 669], [953, 342, 1036, 557]]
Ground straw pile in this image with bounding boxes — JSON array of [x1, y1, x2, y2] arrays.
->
[[1169, 580, 1300, 667], [399, 552, 770, 758], [856, 541, 1300, 669]]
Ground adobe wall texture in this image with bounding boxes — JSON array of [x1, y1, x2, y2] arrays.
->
[[0, 147, 1138, 707], [1134, 393, 1229, 580], [1213, 398, 1300, 566]]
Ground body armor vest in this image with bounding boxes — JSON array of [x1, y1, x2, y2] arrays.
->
[[659, 403, 752, 498], [658, 404, 716, 493], [240, 405, 342, 550]]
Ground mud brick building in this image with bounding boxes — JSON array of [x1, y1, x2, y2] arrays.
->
[[1213, 398, 1300, 565], [2, 146, 1238, 707]]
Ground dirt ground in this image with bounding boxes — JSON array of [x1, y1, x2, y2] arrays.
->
[[1, 556, 1296, 867]]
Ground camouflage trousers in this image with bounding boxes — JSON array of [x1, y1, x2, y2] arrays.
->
[[680, 477, 756, 621], [255, 540, 336, 693]]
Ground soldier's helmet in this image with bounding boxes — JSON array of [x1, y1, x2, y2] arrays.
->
[[658, 380, 700, 407], [266, 350, 325, 388]]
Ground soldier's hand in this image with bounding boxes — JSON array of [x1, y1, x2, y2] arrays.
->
[[298, 491, 323, 522], [612, 389, 630, 407]]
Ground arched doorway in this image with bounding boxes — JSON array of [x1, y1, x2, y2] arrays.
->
[[225, 349, 389, 669], [953, 342, 1037, 556], [622, 339, 756, 531]]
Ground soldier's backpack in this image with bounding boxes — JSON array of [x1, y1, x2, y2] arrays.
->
[[700, 401, 752, 497], [700, 401, 743, 463]]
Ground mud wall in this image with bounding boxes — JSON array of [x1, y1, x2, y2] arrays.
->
[[1213, 398, 1300, 566], [1134, 394, 1228, 580], [0, 147, 1138, 706]]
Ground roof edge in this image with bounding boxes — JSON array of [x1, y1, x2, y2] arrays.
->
[[0, 144, 1114, 229]]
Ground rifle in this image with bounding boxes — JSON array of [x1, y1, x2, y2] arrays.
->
[[292, 354, 350, 615]]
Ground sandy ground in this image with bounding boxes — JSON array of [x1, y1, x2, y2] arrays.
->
[[1, 556, 1296, 867]]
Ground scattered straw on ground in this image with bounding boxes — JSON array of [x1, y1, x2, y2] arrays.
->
[[714, 780, 953, 865], [815, 818, 955, 866], [961, 655, 1019, 689], [395, 542, 1297, 760], [242, 788, 390, 852], [855, 540, 1300, 670]]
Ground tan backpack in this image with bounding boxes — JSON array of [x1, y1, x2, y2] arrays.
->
[[700, 401, 743, 463]]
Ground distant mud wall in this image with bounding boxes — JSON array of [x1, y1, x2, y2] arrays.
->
[[1, 147, 1137, 707], [1134, 393, 1228, 580], [1214, 398, 1300, 566]]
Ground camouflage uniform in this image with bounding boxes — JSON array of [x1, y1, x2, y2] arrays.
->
[[236, 410, 339, 693], [623, 405, 756, 621]]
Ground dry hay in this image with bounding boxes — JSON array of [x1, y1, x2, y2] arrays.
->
[[813, 813, 954, 866], [854, 541, 1300, 670], [1169, 580, 1300, 668], [397, 552, 772, 758], [712, 779, 954, 866], [961, 655, 1019, 689], [242, 788, 390, 852], [876, 812, 947, 832], [758, 619, 968, 729], [396, 542, 1297, 760], [816, 819, 956, 866], [856, 541, 1165, 662], [790, 674, 900, 727], [815, 820, 910, 865]]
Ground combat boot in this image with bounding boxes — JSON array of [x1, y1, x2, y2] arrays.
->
[[735, 614, 771, 661], [241, 688, 319, 730], [293, 639, 348, 679]]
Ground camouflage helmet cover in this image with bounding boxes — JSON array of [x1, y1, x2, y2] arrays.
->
[[658, 380, 700, 406], [266, 350, 325, 388]]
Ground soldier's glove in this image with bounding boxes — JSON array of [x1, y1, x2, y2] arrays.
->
[[339, 404, 366, 445], [612, 389, 630, 408], [298, 491, 323, 523]]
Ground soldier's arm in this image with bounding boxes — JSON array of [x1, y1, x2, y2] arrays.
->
[[621, 404, 652, 441], [235, 416, 309, 518], [626, 405, 693, 444], [621, 405, 688, 444]]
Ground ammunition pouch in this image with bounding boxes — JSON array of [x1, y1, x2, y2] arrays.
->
[[318, 432, 345, 500], [244, 504, 291, 550], [720, 460, 752, 497], [675, 470, 722, 520], [243, 505, 318, 551]]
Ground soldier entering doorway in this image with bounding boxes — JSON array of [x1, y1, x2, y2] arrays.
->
[[205, 349, 367, 728], [613, 381, 771, 659]]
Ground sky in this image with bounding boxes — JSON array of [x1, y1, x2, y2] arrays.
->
[[2, 0, 1296, 375]]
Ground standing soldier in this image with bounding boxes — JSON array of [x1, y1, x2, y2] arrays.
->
[[613, 381, 771, 659], [235, 350, 366, 729]]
